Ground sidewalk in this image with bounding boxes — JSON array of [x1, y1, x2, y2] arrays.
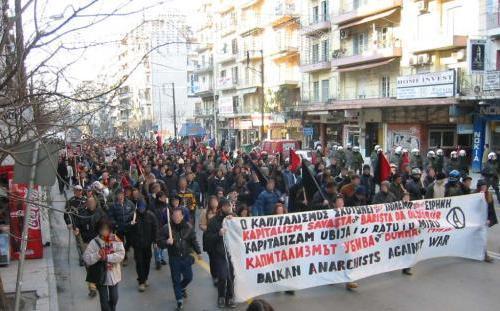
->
[[0, 185, 59, 311]]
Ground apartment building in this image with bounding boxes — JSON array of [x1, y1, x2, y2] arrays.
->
[[298, 0, 491, 161], [193, 0, 302, 149]]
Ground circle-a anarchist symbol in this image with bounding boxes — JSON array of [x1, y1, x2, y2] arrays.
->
[[446, 207, 466, 229]]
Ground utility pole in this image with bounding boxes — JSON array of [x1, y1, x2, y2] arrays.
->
[[171, 82, 177, 138]]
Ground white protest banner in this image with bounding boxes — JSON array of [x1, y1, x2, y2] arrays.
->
[[224, 193, 487, 302]]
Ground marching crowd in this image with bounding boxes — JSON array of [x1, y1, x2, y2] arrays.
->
[[58, 138, 499, 311]]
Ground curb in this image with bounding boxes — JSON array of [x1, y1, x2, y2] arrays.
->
[[44, 185, 59, 311]]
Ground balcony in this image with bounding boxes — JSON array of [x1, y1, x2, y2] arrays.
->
[[217, 77, 239, 91], [240, 0, 263, 10], [193, 61, 214, 74], [217, 51, 238, 64], [195, 42, 213, 53], [486, 11, 500, 37], [301, 14, 330, 37], [300, 54, 331, 73], [239, 48, 263, 63], [333, 0, 402, 25], [195, 82, 214, 97], [240, 16, 264, 37], [271, 34, 299, 60], [412, 34, 467, 54], [272, 0, 299, 27], [194, 107, 214, 118], [217, 1, 235, 14], [331, 41, 401, 68]]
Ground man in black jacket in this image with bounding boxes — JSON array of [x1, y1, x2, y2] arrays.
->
[[159, 208, 201, 311], [131, 197, 158, 292], [205, 199, 236, 309], [64, 185, 86, 265]]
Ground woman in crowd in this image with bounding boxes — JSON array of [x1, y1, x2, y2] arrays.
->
[[83, 218, 125, 311], [199, 195, 219, 285]]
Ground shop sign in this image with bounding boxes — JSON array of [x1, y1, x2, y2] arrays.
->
[[396, 71, 455, 99], [483, 71, 500, 91], [457, 124, 473, 134], [479, 105, 500, 115], [303, 127, 314, 136], [468, 39, 486, 73]]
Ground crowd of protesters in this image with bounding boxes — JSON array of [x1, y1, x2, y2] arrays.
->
[[59, 137, 499, 311]]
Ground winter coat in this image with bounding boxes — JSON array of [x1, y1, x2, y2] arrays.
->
[[361, 174, 376, 203], [253, 190, 281, 216], [158, 221, 201, 257], [149, 201, 170, 228], [446, 158, 460, 174], [482, 160, 499, 177], [204, 213, 227, 257], [107, 199, 135, 233], [64, 195, 86, 226], [208, 176, 227, 195], [178, 189, 197, 211], [410, 155, 423, 170], [130, 209, 158, 248], [435, 156, 445, 173], [372, 191, 397, 204], [335, 150, 347, 169], [406, 178, 425, 201], [389, 182, 406, 201], [83, 234, 125, 286], [351, 151, 364, 172], [76, 207, 106, 243], [458, 156, 469, 176]]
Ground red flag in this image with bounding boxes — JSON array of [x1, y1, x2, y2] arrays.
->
[[378, 152, 392, 183], [289, 149, 301, 172]]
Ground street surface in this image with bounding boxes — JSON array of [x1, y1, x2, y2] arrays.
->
[[51, 184, 500, 311]]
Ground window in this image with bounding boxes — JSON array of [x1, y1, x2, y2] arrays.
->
[[222, 43, 228, 54], [353, 33, 368, 55], [220, 69, 226, 78], [312, 43, 319, 63], [313, 81, 320, 102], [232, 39, 238, 54], [321, 79, 329, 102], [429, 130, 455, 148], [312, 6, 319, 23], [381, 76, 390, 98], [357, 77, 367, 99], [321, 40, 329, 61], [321, 1, 329, 21], [377, 27, 389, 48], [232, 66, 239, 84]]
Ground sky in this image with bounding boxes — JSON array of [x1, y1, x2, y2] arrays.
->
[[24, 0, 198, 88]]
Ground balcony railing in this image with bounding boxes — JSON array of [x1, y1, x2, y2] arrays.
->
[[194, 60, 214, 73], [217, 77, 239, 90], [301, 14, 331, 36], [300, 54, 331, 73], [240, 15, 264, 36], [332, 39, 401, 67], [272, 0, 299, 25], [412, 33, 467, 54]]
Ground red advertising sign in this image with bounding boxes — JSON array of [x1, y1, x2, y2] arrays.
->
[[5, 165, 43, 260]]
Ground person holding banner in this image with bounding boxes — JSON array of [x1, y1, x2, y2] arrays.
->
[[205, 199, 237, 309], [159, 207, 202, 311], [476, 179, 498, 263]]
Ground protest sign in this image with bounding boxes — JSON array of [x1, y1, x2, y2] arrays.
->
[[224, 193, 487, 302]]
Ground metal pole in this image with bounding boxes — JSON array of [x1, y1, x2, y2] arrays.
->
[[212, 58, 218, 146], [14, 139, 40, 311], [172, 82, 177, 138], [260, 49, 265, 141]]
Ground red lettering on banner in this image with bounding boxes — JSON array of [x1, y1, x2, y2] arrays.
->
[[384, 229, 419, 241], [343, 236, 375, 253], [306, 216, 353, 230], [360, 213, 394, 225], [243, 224, 303, 241]]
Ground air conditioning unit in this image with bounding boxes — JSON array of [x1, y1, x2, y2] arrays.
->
[[417, 0, 429, 13], [340, 29, 350, 39], [409, 55, 417, 66], [417, 53, 431, 65]]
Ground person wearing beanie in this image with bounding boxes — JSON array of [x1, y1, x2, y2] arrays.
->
[[373, 181, 397, 204]]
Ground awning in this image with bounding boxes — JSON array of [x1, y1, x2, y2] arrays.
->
[[178, 123, 206, 137], [238, 87, 259, 95], [336, 57, 397, 72], [339, 8, 398, 30]]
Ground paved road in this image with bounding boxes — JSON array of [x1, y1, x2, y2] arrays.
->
[[50, 184, 500, 311]]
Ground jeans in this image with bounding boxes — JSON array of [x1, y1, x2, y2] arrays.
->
[[97, 284, 119, 311], [134, 246, 152, 284], [215, 256, 234, 300], [153, 244, 165, 263], [207, 251, 217, 279], [169, 256, 194, 302]]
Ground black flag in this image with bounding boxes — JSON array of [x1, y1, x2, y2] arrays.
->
[[301, 160, 326, 203], [244, 155, 268, 188]]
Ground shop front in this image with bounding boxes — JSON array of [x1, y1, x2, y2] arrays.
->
[[472, 103, 500, 172]]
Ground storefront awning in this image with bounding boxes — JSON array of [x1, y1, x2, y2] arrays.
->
[[336, 58, 397, 72], [339, 8, 399, 29], [238, 87, 259, 95]]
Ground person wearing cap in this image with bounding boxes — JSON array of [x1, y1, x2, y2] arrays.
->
[[389, 173, 406, 201], [481, 152, 500, 203], [205, 199, 237, 308], [406, 168, 425, 201], [424, 172, 447, 199], [445, 170, 463, 197], [373, 181, 397, 204], [65, 185, 87, 266], [476, 179, 498, 263], [74, 196, 106, 298]]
